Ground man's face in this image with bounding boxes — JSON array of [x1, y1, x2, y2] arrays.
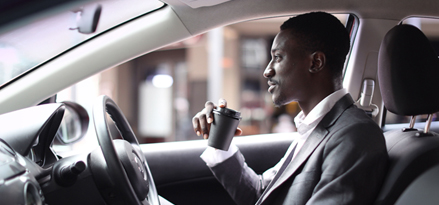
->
[[264, 29, 313, 106]]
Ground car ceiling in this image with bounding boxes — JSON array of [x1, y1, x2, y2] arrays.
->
[[163, 0, 439, 36], [2, 0, 438, 37]]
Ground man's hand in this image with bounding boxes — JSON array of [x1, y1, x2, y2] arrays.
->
[[192, 99, 242, 139]]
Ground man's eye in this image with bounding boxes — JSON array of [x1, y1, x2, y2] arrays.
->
[[274, 55, 281, 61]]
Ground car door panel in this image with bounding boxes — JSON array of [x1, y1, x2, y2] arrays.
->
[[142, 134, 294, 204]]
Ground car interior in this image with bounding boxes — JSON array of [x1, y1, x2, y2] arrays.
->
[[1, 0, 439, 204]]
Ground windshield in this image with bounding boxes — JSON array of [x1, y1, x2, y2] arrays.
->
[[0, 0, 164, 86]]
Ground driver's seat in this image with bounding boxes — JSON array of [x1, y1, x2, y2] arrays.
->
[[375, 24, 439, 204]]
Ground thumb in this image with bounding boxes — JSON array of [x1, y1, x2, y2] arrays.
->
[[218, 98, 227, 108]]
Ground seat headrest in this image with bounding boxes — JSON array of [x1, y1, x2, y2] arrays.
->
[[378, 24, 439, 116]]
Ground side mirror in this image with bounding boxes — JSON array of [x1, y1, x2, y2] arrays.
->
[[53, 101, 89, 144]]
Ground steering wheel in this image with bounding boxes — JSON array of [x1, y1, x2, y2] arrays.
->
[[92, 95, 159, 205]]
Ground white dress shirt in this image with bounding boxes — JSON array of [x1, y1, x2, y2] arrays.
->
[[200, 89, 348, 172]]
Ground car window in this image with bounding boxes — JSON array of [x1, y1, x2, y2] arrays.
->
[[0, 0, 164, 86], [57, 14, 352, 143], [384, 17, 439, 129]]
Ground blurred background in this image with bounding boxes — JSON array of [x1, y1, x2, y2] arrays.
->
[[56, 15, 312, 143]]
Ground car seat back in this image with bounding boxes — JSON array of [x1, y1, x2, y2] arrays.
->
[[375, 24, 439, 205]]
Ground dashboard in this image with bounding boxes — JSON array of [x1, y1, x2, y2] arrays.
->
[[0, 96, 160, 205], [0, 139, 44, 205], [0, 102, 95, 204]]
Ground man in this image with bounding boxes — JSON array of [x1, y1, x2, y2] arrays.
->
[[192, 12, 388, 205]]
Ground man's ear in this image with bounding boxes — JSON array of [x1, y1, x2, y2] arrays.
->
[[309, 51, 326, 73]]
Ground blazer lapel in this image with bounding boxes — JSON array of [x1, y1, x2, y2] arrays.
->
[[258, 94, 355, 204]]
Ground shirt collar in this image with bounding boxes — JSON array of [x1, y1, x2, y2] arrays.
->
[[294, 89, 347, 135]]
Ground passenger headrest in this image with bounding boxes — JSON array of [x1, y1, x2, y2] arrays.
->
[[378, 24, 439, 116]]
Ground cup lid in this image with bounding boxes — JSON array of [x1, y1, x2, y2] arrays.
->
[[214, 107, 241, 119]]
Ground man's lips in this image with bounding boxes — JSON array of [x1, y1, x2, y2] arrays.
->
[[267, 80, 277, 93]]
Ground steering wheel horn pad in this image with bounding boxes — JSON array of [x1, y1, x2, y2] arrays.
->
[[113, 139, 149, 199]]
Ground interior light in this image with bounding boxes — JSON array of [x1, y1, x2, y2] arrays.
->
[[152, 74, 173, 88]]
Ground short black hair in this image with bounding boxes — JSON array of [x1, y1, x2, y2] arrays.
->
[[280, 12, 351, 78]]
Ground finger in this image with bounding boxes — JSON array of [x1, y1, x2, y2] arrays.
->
[[205, 101, 215, 124], [192, 114, 202, 137], [218, 98, 227, 108], [207, 122, 212, 139], [198, 113, 210, 139], [235, 127, 243, 136]]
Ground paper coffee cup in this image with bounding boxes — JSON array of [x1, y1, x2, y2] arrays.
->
[[208, 107, 241, 151]]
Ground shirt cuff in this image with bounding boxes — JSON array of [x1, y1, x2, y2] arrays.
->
[[200, 143, 239, 167]]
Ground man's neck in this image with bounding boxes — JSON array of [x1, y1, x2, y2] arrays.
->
[[298, 72, 343, 116], [299, 88, 341, 116]]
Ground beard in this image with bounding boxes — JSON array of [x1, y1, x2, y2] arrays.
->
[[271, 86, 299, 108], [272, 93, 290, 107]]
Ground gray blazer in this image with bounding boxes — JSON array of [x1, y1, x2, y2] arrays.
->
[[209, 94, 388, 205]]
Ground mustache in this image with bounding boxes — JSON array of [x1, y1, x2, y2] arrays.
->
[[268, 79, 279, 85]]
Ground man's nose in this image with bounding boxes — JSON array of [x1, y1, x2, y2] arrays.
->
[[263, 65, 275, 79]]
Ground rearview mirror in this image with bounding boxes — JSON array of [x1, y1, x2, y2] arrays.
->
[[71, 4, 102, 34]]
